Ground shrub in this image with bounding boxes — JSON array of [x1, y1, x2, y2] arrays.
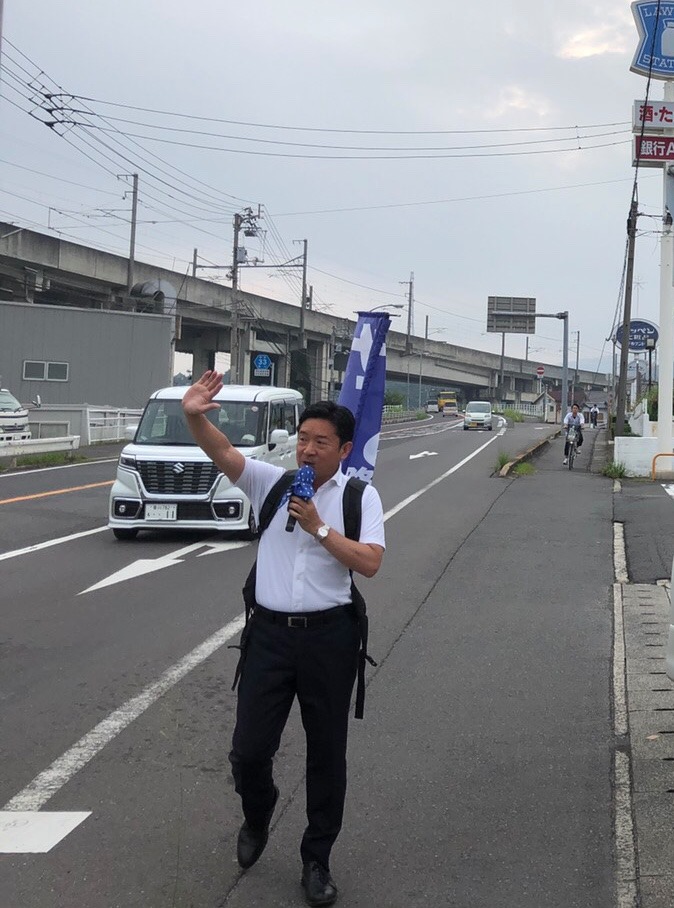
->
[[602, 461, 626, 479], [495, 450, 510, 471], [503, 408, 524, 423], [512, 462, 535, 476]]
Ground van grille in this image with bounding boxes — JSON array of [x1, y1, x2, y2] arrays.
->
[[138, 461, 220, 495]]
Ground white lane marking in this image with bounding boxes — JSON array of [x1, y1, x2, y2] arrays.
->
[[497, 427, 506, 436], [614, 750, 638, 908], [2, 613, 247, 815], [409, 451, 438, 459], [383, 432, 501, 522], [0, 526, 108, 563], [80, 540, 250, 594], [0, 811, 91, 853], [2, 430, 504, 841], [662, 483, 674, 500], [612, 584, 628, 738], [0, 459, 118, 477], [613, 522, 629, 584]]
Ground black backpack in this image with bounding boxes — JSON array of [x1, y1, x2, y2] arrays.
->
[[235, 469, 376, 719]]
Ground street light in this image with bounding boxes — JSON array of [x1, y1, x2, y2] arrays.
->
[[364, 303, 405, 313]]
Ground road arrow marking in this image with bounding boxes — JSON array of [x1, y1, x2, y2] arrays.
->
[[0, 811, 91, 853], [409, 451, 438, 459], [79, 540, 249, 594]]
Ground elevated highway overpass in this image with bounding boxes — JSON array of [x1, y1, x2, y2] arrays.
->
[[0, 223, 609, 407]]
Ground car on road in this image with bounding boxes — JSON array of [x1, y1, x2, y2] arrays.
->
[[108, 384, 303, 540], [426, 399, 439, 413], [463, 401, 493, 431]]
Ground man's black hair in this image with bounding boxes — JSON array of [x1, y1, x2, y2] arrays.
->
[[298, 400, 355, 445]]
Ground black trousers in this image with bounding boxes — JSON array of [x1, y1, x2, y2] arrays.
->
[[229, 607, 359, 869]]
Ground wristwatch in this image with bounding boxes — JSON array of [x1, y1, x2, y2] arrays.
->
[[315, 524, 330, 543]]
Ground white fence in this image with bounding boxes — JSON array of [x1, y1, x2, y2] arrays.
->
[[86, 408, 143, 444], [29, 405, 143, 445]]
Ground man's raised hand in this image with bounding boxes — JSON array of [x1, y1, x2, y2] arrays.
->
[[182, 370, 224, 416]]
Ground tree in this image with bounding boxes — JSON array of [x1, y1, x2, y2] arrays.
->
[[384, 390, 405, 407]]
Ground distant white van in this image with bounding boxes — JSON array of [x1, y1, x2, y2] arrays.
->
[[108, 384, 303, 540], [0, 388, 31, 442]]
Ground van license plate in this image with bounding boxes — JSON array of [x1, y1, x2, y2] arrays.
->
[[146, 503, 177, 521]]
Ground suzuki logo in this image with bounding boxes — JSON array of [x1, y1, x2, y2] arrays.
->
[[172, 462, 186, 475]]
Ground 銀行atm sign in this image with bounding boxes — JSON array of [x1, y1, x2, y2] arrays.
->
[[633, 135, 674, 166]]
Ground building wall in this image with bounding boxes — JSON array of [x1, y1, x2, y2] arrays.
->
[[0, 301, 173, 408]]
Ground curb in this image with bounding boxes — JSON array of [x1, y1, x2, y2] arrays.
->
[[498, 429, 561, 477]]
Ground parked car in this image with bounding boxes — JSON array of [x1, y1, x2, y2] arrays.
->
[[463, 401, 493, 431], [108, 384, 303, 540]]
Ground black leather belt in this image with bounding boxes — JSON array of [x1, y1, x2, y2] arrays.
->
[[254, 604, 348, 628]]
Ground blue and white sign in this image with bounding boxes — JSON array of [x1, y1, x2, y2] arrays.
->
[[615, 319, 659, 351], [631, 2, 674, 79], [253, 353, 271, 370]]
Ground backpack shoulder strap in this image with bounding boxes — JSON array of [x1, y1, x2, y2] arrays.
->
[[341, 477, 373, 720], [257, 469, 297, 536], [342, 476, 365, 541]]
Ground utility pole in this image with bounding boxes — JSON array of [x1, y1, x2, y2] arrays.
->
[[230, 212, 242, 384], [0, 1, 4, 79], [615, 199, 639, 437], [192, 248, 198, 278], [573, 329, 580, 393], [299, 239, 308, 348], [124, 173, 138, 293], [418, 314, 429, 408], [499, 332, 506, 402], [328, 324, 336, 400], [400, 272, 414, 354]]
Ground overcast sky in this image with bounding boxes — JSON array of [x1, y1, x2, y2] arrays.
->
[[0, 0, 665, 374]]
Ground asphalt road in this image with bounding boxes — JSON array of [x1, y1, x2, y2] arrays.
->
[[0, 417, 617, 907]]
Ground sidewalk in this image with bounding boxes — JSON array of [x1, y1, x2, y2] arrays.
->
[[620, 582, 674, 908], [224, 426, 619, 906]]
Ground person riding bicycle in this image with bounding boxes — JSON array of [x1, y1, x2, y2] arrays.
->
[[563, 404, 585, 465]]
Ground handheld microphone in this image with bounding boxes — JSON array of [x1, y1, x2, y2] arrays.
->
[[285, 465, 315, 532]]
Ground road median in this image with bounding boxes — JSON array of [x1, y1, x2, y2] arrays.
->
[[498, 427, 561, 477]]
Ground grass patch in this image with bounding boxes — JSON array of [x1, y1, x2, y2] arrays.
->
[[512, 462, 535, 477], [495, 450, 510, 471], [415, 410, 427, 420], [602, 461, 626, 479], [503, 408, 525, 423], [13, 452, 88, 468]]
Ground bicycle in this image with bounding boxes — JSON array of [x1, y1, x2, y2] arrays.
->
[[565, 425, 579, 470]]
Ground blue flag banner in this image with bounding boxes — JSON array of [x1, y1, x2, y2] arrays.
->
[[338, 312, 391, 483]]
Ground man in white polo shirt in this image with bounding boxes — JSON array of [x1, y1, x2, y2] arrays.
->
[[183, 371, 385, 908]]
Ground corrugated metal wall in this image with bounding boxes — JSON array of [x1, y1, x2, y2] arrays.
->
[[0, 301, 173, 408]]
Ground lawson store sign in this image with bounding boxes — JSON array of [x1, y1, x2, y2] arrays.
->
[[631, 2, 674, 79]]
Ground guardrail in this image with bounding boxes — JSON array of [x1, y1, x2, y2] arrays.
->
[[0, 435, 81, 462]]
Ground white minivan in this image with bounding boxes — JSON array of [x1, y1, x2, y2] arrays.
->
[[108, 384, 303, 540], [463, 401, 493, 431]]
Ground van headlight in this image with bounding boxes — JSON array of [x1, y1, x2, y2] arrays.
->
[[119, 454, 137, 469]]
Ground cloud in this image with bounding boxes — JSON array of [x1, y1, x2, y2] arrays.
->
[[558, 11, 633, 59], [457, 85, 555, 123]]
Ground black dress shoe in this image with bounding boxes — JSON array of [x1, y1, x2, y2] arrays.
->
[[301, 861, 338, 906], [236, 786, 279, 870]]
